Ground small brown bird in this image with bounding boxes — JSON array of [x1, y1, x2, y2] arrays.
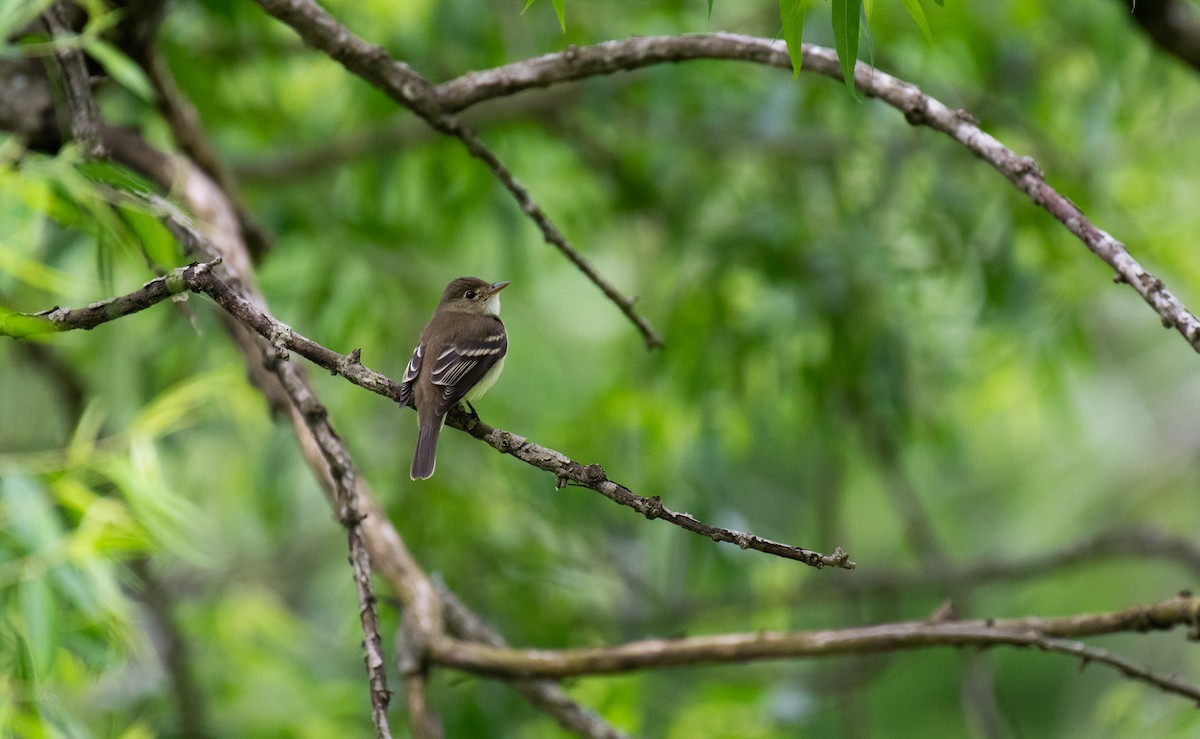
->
[[398, 277, 509, 480]]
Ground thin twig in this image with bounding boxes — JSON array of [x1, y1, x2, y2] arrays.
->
[[450, 412, 854, 569], [249, 0, 663, 349], [0, 240, 854, 571]]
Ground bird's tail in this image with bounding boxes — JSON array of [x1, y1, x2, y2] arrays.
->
[[410, 413, 444, 480]]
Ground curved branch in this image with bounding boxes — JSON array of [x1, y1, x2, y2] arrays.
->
[[0, 244, 854, 571], [431, 34, 1200, 358]]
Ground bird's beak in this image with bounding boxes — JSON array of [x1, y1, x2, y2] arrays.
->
[[487, 281, 510, 296]]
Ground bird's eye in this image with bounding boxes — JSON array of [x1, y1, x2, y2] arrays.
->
[[465, 290, 477, 299]]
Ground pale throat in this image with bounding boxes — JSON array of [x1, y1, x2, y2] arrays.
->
[[483, 294, 501, 316]]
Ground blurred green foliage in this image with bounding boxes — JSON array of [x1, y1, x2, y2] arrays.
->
[[3, 0, 1200, 736]]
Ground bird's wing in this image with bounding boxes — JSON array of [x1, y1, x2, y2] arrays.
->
[[397, 343, 423, 408], [429, 317, 507, 416]]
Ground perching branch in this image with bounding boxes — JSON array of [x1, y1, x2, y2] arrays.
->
[[250, 0, 664, 349], [0, 243, 854, 570]]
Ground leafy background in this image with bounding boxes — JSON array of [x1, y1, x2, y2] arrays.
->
[[2, 0, 1200, 736]]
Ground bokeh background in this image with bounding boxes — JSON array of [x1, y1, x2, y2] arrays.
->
[[3, 0, 1200, 736]]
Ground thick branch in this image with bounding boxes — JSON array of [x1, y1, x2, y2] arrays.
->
[[428, 594, 1200, 688], [249, 0, 663, 349], [0, 248, 854, 571]]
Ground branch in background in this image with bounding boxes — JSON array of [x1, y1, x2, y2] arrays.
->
[[234, 88, 578, 182], [859, 419, 1008, 732], [428, 34, 1200, 360], [835, 528, 1200, 595], [139, 49, 273, 260], [0, 249, 855, 571], [249, 0, 664, 350], [1124, 0, 1200, 71], [429, 594, 1200, 685], [130, 558, 212, 738], [39, 4, 105, 158], [395, 622, 443, 739]]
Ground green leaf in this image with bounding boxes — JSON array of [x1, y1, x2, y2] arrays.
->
[[520, 0, 564, 31], [708, 0, 714, 19], [0, 0, 54, 48], [901, 0, 933, 44], [831, 0, 862, 94], [101, 438, 216, 566], [83, 39, 154, 103], [19, 578, 56, 676], [0, 240, 93, 295], [2, 476, 64, 552], [779, 0, 807, 78]]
